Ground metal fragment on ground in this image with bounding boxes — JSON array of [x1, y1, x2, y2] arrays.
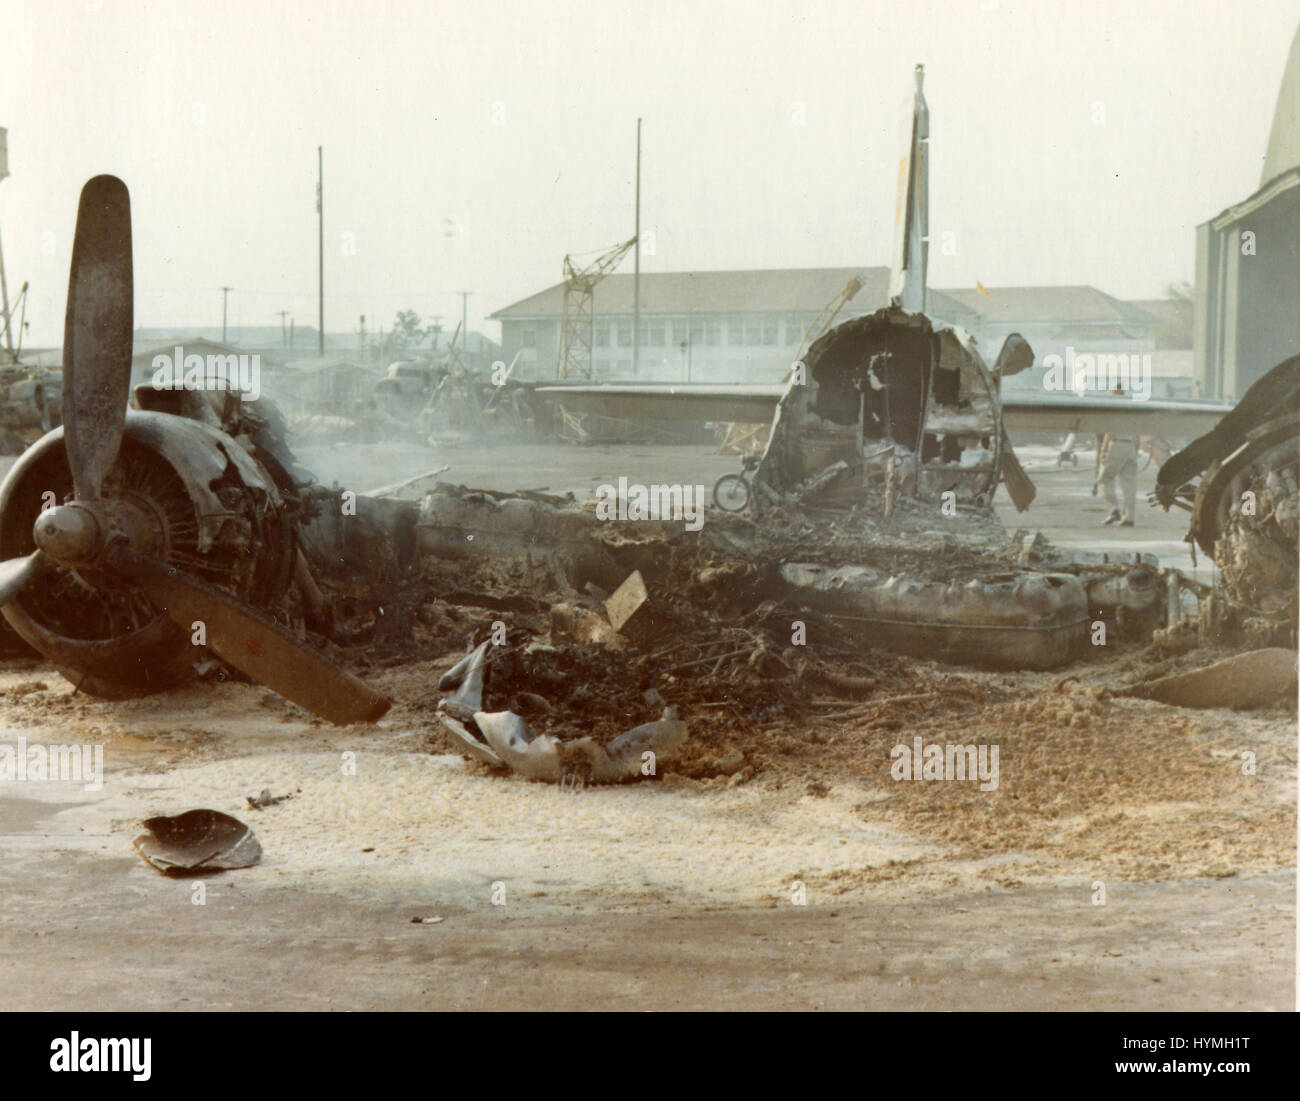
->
[[433, 673, 694, 785], [474, 710, 565, 780], [590, 710, 689, 782], [438, 711, 506, 768], [133, 809, 262, 875], [604, 570, 648, 634], [1126, 648, 1298, 710], [246, 788, 294, 810], [438, 640, 490, 720]]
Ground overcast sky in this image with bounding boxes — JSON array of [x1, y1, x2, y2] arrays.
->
[[1, 0, 1296, 347]]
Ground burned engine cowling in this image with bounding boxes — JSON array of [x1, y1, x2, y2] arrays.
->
[[0, 410, 295, 697], [1157, 354, 1300, 642]]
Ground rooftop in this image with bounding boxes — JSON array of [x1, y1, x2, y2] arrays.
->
[[492, 267, 976, 321], [492, 268, 1160, 329], [934, 285, 1159, 326]]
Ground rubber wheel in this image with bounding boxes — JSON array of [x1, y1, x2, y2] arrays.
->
[[713, 473, 751, 512]]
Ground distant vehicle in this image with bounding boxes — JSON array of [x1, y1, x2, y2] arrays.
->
[[374, 360, 440, 420], [0, 364, 62, 454]]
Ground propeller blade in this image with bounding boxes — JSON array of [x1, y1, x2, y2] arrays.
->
[[106, 546, 391, 725], [0, 550, 48, 605], [63, 175, 133, 501]]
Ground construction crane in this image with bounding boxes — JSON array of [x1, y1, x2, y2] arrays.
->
[[0, 280, 28, 364], [557, 237, 636, 379]]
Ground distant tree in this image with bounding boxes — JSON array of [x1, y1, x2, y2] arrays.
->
[[370, 309, 432, 359], [389, 309, 430, 352]]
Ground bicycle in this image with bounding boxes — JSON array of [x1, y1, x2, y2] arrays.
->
[[712, 454, 760, 512]]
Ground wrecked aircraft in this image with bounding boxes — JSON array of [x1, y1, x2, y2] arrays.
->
[[752, 305, 1037, 514], [0, 164, 1288, 787], [1156, 352, 1300, 647], [0, 176, 390, 725], [535, 63, 1231, 504]]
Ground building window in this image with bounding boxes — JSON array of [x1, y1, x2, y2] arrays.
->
[[786, 317, 808, 344], [762, 320, 778, 345], [672, 320, 689, 344], [617, 323, 633, 346], [521, 328, 536, 348], [642, 322, 664, 347], [705, 320, 721, 345], [745, 320, 764, 344], [594, 324, 609, 347], [729, 318, 746, 344]]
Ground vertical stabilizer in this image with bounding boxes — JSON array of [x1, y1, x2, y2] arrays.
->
[[888, 65, 930, 314]]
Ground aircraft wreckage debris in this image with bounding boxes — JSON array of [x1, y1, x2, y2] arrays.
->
[[1123, 648, 1298, 711], [133, 810, 262, 875], [4, 173, 1293, 792], [776, 563, 1090, 670], [246, 788, 296, 810], [435, 637, 690, 783]]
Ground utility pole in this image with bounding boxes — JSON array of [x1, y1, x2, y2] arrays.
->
[[317, 145, 324, 356], [633, 117, 642, 377], [458, 291, 471, 360], [220, 286, 232, 343], [1, 127, 15, 360], [276, 310, 289, 347], [0, 222, 13, 360]]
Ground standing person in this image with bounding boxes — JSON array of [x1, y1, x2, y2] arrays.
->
[[1096, 431, 1139, 526]]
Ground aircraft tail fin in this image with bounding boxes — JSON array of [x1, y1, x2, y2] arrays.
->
[[888, 64, 930, 314]]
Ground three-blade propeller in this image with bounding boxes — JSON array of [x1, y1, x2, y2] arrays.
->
[[0, 176, 390, 725]]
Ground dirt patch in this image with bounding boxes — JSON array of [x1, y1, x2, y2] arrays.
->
[[274, 492, 1299, 890], [834, 686, 1293, 882]]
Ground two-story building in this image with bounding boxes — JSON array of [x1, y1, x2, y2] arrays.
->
[[491, 267, 1162, 387]]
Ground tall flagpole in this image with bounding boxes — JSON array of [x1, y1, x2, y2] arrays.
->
[[317, 146, 324, 356], [632, 118, 641, 376]]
